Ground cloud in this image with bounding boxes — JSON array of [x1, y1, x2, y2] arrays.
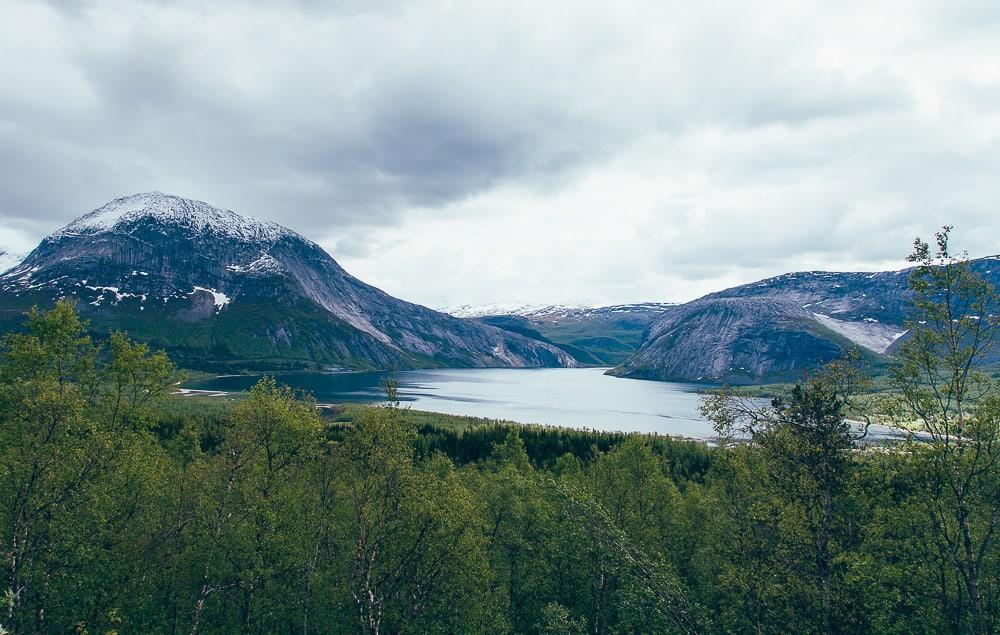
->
[[0, 0, 998, 306]]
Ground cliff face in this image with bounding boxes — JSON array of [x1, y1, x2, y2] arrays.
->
[[609, 297, 848, 383], [0, 193, 574, 372], [612, 259, 1000, 384]]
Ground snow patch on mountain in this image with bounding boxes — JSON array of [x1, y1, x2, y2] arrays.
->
[[0, 250, 26, 274], [811, 312, 905, 353], [227, 253, 283, 274], [190, 287, 230, 310], [86, 285, 126, 301], [85, 285, 147, 307]]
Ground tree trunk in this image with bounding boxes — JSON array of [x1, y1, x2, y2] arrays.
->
[[960, 511, 986, 635]]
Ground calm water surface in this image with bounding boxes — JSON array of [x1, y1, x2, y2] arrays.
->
[[185, 367, 712, 436], [185, 367, 911, 441]]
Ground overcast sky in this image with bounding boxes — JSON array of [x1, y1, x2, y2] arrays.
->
[[1, 0, 998, 307]]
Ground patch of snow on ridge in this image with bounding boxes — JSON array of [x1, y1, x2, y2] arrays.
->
[[811, 312, 905, 354], [0, 250, 25, 273], [190, 286, 230, 310], [86, 285, 126, 301], [53, 193, 300, 244], [84, 285, 146, 306], [227, 253, 282, 274]]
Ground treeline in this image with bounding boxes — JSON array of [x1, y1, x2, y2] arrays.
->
[[410, 422, 713, 479], [2, 229, 1000, 633]]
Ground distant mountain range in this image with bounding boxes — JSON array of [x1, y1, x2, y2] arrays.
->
[[441, 303, 676, 365], [442, 302, 675, 320], [441, 303, 583, 319], [0, 193, 574, 372]]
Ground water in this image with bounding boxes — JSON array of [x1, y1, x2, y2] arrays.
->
[[183, 367, 913, 441], [184, 367, 713, 436]]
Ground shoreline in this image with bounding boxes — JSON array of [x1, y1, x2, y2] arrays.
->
[[171, 384, 919, 445]]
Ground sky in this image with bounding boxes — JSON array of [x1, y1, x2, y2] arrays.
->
[[0, 0, 999, 308]]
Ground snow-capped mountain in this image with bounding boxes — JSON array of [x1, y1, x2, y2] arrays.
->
[[0, 193, 575, 372], [53, 192, 292, 242]]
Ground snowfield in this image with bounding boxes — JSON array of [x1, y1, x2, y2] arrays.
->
[[0, 250, 25, 274], [811, 312, 906, 353]]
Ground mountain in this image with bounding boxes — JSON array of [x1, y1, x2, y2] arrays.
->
[[610, 259, 1000, 384], [0, 193, 575, 372], [442, 302, 676, 365]]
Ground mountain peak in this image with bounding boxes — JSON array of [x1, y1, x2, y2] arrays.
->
[[53, 192, 295, 243]]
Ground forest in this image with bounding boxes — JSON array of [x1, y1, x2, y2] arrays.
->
[[2, 230, 1000, 634]]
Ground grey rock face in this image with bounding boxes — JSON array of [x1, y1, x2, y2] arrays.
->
[[0, 193, 575, 372], [609, 297, 845, 383], [612, 258, 1000, 384]]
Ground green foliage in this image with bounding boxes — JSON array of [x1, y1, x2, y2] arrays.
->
[[0, 300, 179, 634], [478, 312, 657, 366], [413, 422, 713, 481], [4, 285, 1000, 633], [527, 317, 651, 366], [881, 227, 1000, 635]]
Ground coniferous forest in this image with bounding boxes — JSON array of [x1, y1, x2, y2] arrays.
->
[[3, 232, 1000, 634]]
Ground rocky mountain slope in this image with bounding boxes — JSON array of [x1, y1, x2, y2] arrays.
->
[[443, 302, 675, 365], [0, 193, 574, 372], [611, 259, 1000, 384]]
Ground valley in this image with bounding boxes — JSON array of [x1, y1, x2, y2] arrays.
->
[[1, 193, 998, 388], [444, 303, 674, 365]]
